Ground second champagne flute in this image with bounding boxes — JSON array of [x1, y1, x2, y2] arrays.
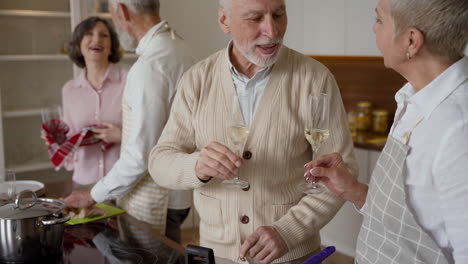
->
[[300, 93, 330, 194], [222, 94, 251, 189]]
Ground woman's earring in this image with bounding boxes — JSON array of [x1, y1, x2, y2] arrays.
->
[[406, 52, 412, 60]]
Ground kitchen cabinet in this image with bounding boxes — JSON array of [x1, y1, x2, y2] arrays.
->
[[0, 0, 135, 182], [320, 147, 381, 257]]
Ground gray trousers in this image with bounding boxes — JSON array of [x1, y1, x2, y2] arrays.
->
[[165, 208, 191, 243]]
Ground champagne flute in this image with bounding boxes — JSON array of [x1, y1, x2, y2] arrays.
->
[[299, 93, 330, 194], [222, 94, 251, 189], [0, 170, 16, 201]]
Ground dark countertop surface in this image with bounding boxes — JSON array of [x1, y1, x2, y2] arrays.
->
[[41, 181, 185, 264]]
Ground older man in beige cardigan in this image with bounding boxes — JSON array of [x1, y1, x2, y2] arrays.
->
[[149, 0, 357, 263]]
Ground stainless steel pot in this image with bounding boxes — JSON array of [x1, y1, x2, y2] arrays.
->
[[0, 190, 70, 263]]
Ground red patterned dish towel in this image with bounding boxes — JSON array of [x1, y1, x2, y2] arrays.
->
[[42, 119, 113, 170]]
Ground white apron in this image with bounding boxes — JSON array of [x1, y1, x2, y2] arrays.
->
[[355, 118, 450, 264], [117, 93, 169, 235]]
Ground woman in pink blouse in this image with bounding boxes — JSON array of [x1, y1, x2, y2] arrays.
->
[[62, 17, 127, 185]]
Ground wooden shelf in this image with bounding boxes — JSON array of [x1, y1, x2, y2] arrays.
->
[[8, 162, 53, 173], [91, 12, 111, 19], [0, 54, 136, 61], [0, 54, 69, 61], [2, 108, 42, 118], [0, 9, 70, 18]]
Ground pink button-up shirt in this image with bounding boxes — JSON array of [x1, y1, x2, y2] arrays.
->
[[62, 63, 127, 185]]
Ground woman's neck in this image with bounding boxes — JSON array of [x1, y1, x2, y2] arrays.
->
[[398, 55, 457, 92], [85, 60, 110, 90]]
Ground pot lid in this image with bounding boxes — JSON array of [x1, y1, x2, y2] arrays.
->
[[0, 191, 64, 220]]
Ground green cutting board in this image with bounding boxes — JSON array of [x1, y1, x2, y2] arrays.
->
[[66, 203, 125, 225]]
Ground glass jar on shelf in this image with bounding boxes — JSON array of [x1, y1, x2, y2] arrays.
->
[[356, 101, 372, 131], [347, 111, 357, 138], [372, 109, 389, 134]]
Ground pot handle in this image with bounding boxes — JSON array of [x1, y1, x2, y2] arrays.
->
[[14, 190, 37, 210], [42, 213, 71, 226]]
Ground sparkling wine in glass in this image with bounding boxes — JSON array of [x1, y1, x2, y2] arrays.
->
[[222, 95, 251, 190], [299, 93, 330, 195]]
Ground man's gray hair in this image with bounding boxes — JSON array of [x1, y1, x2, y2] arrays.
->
[[218, 0, 232, 11], [388, 0, 468, 60], [218, 0, 230, 7], [110, 0, 160, 16]]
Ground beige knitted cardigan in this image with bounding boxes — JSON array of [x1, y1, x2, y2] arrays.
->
[[149, 46, 358, 263]]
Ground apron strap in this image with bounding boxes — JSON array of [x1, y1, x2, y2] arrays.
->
[[164, 24, 182, 40], [402, 116, 424, 145]]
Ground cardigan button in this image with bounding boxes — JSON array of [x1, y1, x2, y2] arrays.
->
[[242, 151, 252, 160], [240, 215, 249, 224]]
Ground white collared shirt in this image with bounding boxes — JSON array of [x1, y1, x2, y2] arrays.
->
[[91, 21, 194, 209], [226, 41, 273, 125], [390, 58, 468, 263]]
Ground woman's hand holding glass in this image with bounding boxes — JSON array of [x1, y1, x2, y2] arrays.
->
[[305, 153, 368, 207]]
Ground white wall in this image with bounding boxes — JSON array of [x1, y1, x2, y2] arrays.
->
[[160, 0, 379, 63], [160, 0, 229, 62], [284, 0, 380, 56], [161, 0, 380, 62]]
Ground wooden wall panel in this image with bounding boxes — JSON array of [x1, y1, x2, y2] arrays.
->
[[310, 56, 406, 115]]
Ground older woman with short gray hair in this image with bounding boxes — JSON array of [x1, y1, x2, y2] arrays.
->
[[307, 0, 468, 263]]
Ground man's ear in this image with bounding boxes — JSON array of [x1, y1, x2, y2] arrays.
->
[[218, 7, 231, 34], [406, 27, 425, 58], [117, 2, 131, 23]]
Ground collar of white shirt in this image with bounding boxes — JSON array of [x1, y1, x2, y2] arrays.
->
[[225, 40, 273, 85], [136, 20, 168, 56], [395, 58, 468, 120]]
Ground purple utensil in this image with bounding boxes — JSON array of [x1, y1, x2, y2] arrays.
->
[[303, 246, 336, 264]]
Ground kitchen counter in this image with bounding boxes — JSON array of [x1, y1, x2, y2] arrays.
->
[[42, 181, 185, 264], [43, 181, 237, 264]]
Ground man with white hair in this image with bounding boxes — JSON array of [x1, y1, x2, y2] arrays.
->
[[149, 0, 357, 262], [64, 0, 193, 243]]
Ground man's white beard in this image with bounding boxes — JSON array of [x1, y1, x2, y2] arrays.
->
[[116, 26, 137, 52], [235, 39, 283, 68]]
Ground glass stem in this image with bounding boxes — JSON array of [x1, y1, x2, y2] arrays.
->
[[233, 145, 242, 181], [311, 147, 318, 186]]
